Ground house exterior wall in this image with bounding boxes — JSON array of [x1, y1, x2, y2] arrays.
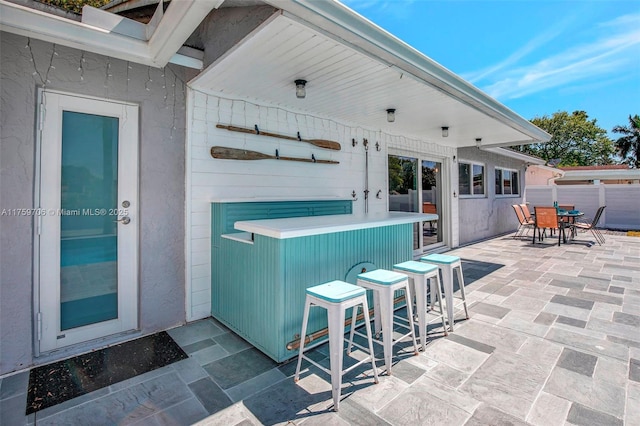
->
[[0, 32, 190, 375], [185, 90, 457, 320], [457, 147, 528, 245]]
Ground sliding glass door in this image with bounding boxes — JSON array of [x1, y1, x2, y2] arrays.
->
[[388, 155, 444, 253]]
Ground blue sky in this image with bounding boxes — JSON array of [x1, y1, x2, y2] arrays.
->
[[342, 0, 640, 137]]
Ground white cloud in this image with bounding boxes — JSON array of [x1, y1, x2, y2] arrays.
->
[[472, 12, 640, 100]]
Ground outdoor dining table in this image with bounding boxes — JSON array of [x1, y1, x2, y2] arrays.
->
[[557, 210, 584, 243]]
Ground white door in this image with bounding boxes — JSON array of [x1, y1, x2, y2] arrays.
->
[[37, 90, 139, 352]]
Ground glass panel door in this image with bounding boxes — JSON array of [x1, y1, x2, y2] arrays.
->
[[388, 155, 419, 249], [38, 91, 138, 352], [421, 160, 443, 246], [60, 111, 119, 330]]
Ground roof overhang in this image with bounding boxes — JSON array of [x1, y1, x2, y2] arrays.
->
[[557, 169, 640, 181], [191, 0, 550, 148], [481, 147, 546, 165], [0, 0, 220, 69]]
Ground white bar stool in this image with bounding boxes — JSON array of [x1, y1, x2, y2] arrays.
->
[[420, 253, 469, 331], [349, 269, 419, 375], [294, 280, 378, 411], [393, 261, 448, 351]]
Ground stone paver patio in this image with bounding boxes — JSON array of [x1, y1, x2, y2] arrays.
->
[[1, 231, 639, 425]]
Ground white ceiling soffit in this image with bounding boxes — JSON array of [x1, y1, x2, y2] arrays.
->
[[273, 0, 552, 145], [191, 13, 545, 148], [482, 147, 546, 165], [0, 0, 221, 69]]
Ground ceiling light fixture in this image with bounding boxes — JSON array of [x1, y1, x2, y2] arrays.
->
[[441, 126, 449, 137], [476, 138, 482, 148], [295, 79, 307, 99], [386, 108, 396, 123]]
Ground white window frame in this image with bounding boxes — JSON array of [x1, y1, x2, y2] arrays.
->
[[458, 160, 486, 198], [495, 167, 520, 197]]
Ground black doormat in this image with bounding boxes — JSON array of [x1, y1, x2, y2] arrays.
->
[[26, 331, 188, 415]]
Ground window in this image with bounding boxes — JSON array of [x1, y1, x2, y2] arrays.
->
[[459, 162, 485, 196], [496, 168, 520, 195]]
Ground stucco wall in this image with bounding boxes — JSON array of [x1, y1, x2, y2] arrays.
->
[[0, 32, 190, 375], [457, 147, 527, 245]]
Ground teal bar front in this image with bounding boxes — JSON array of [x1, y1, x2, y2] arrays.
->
[[211, 201, 413, 362]]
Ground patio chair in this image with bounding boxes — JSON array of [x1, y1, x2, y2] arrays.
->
[[570, 206, 606, 245], [533, 206, 561, 245], [512, 204, 534, 239], [519, 204, 535, 222]]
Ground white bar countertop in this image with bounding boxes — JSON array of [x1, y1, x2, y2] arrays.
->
[[234, 212, 438, 239]]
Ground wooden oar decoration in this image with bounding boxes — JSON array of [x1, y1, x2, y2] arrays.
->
[[211, 146, 339, 164], [216, 124, 341, 151]]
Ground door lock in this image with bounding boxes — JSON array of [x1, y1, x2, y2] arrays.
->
[[114, 216, 131, 225]]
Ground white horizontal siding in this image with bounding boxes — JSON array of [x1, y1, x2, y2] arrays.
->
[[186, 90, 455, 320]]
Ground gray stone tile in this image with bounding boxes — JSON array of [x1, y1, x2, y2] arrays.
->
[[468, 302, 510, 319], [566, 289, 623, 306], [299, 411, 350, 425], [500, 294, 548, 314], [191, 344, 230, 366], [556, 348, 597, 377], [181, 338, 217, 354], [460, 351, 549, 418], [465, 404, 529, 426], [424, 363, 469, 389], [345, 374, 406, 413], [454, 321, 527, 353], [526, 391, 571, 426], [34, 372, 192, 425], [167, 319, 226, 347], [335, 398, 391, 426], [587, 317, 640, 341], [606, 335, 640, 348], [213, 332, 252, 355], [377, 379, 471, 425], [612, 311, 640, 327], [543, 302, 591, 321], [423, 339, 489, 374], [547, 278, 584, 290], [534, 311, 556, 326], [630, 358, 640, 382], [544, 366, 625, 418], [0, 371, 28, 400], [145, 397, 208, 426], [566, 402, 623, 426], [549, 295, 594, 310], [171, 357, 209, 385], [385, 358, 426, 384], [0, 394, 29, 426], [225, 368, 287, 402], [203, 348, 277, 390], [446, 334, 495, 355], [612, 274, 632, 282], [627, 382, 640, 426], [244, 375, 331, 424], [494, 285, 518, 297], [416, 376, 481, 414], [593, 357, 628, 388], [188, 377, 232, 415], [608, 286, 625, 294], [555, 315, 586, 328]]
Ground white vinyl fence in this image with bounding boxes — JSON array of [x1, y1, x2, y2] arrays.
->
[[524, 185, 640, 230]]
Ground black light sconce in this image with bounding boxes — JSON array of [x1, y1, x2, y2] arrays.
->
[[441, 126, 449, 137]]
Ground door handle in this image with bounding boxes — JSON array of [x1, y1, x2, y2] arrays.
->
[[114, 216, 131, 225]]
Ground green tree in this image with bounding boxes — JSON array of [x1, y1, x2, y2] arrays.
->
[[40, 0, 110, 14], [514, 111, 615, 166], [613, 114, 640, 168]]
